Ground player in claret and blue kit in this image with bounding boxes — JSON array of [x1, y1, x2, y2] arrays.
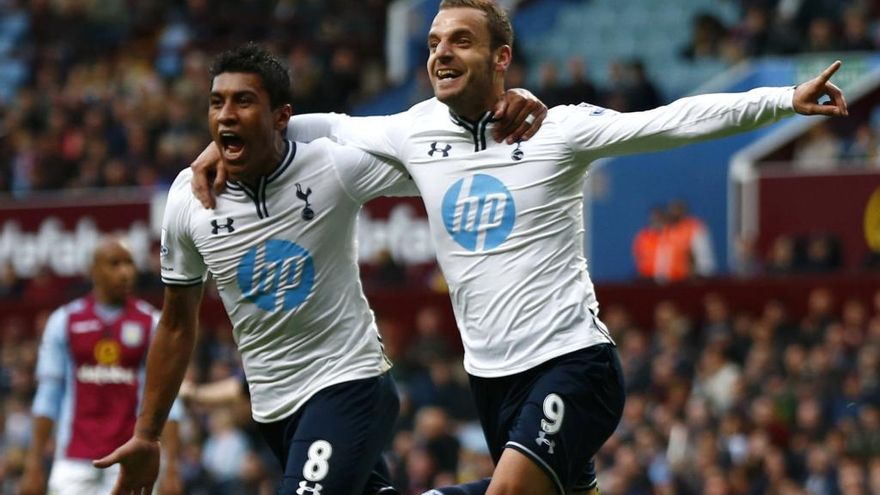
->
[[21, 238, 183, 495]]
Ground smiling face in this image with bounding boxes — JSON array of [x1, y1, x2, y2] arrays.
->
[[209, 72, 290, 184], [427, 7, 511, 120]]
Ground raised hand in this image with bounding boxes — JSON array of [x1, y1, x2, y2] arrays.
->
[[793, 60, 848, 117]]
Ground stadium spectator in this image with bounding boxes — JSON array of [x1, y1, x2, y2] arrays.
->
[[793, 122, 845, 171], [801, 233, 843, 273], [557, 58, 598, 107], [806, 17, 840, 52], [19, 237, 182, 495], [632, 206, 666, 279], [405, 306, 453, 369], [840, 6, 875, 51], [200, 408, 251, 495], [536, 61, 567, 108], [0, 261, 23, 300], [680, 13, 727, 61], [625, 60, 662, 111], [649, 200, 716, 283]]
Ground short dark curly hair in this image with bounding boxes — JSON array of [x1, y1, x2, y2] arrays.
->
[[209, 42, 292, 109]]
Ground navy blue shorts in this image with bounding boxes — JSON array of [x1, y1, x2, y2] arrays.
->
[[469, 344, 625, 494], [256, 373, 400, 495]]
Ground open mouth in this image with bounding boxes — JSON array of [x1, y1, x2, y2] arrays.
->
[[435, 68, 462, 81], [219, 131, 245, 159]]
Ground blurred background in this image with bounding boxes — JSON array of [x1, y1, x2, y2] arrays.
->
[[1, 0, 879, 493]]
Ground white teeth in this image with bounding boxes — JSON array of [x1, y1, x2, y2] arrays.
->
[[436, 69, 459, 79]]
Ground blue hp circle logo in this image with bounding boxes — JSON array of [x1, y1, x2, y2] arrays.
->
[[442, 174, 516, 251], [237, 240, 315, 312]]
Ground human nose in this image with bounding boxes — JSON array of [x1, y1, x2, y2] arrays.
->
[[434, 39, 453, 59], [216, 100, 237, 124]]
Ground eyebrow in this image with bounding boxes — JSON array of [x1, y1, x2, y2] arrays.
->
[[210, 89, 259, 99], [428, 27, 476, 40]]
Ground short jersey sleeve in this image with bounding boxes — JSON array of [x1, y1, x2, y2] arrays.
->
[[327, 141, 420, 203], [35, 307, 69, 381], [32, 307, 69, 419], [160, 170, 206, 286]]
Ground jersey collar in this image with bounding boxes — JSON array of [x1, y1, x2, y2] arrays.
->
[[448, 109, 496, 152], [226, 139, 296, 190], [226, 139, 297, 219]]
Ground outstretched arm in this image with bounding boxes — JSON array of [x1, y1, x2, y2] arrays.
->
[[94, 284, 203, 495], [563, 61, 847, 159]]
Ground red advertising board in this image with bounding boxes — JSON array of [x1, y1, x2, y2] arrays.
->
[[0, 192, 156, 279], [757, 171, 880, 269], [0, 192, 436, 279]]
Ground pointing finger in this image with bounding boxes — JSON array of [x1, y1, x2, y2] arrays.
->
[[818, 60, 842, 83]]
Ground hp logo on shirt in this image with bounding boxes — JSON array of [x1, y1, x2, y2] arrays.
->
[[442, 174, 516, 251], [236, 240, 315, 312]]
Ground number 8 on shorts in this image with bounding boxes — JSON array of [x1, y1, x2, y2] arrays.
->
[[303, 440, 333, 482]]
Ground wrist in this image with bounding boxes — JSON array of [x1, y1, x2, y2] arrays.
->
[[783, 86, 797, 112], [134, 426, 162, 442]]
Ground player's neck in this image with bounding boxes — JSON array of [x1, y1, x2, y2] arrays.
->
[[454, 84, 504, 122], [237, 138, 287, 188], [93, 289, 125, 308]]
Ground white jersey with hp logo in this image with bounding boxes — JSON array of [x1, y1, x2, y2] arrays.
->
[[289, 87, 795, 377], [160, 138, 416, 421]]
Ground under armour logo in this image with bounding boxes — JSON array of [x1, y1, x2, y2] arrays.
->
[[211, 218, 234, 234], [511, 141, 524, 161], [428, 142, 451, 157], [295, 183, 315, 221], [536, 430, 556, 454], [297, 481, 323, 494]]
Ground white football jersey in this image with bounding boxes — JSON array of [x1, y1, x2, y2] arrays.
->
[[160, 139, 416, 421], [289, 87, 795, 377]]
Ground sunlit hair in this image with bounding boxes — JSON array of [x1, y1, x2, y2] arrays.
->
[[439, 0, 513, 50], [209, 42, 292, 109]]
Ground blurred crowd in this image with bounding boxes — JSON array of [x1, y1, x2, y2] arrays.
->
[[1, 280, 878, 494], [681, 0, 878, 65], [3, 0, 880, 195], [0, 0, 390, 193]]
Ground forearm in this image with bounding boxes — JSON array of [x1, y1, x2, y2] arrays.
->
[[191, 376, 243, 406], [25, 416, 53, 468], [135, 322, 196, 440], [592, 87, 795, 157]]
